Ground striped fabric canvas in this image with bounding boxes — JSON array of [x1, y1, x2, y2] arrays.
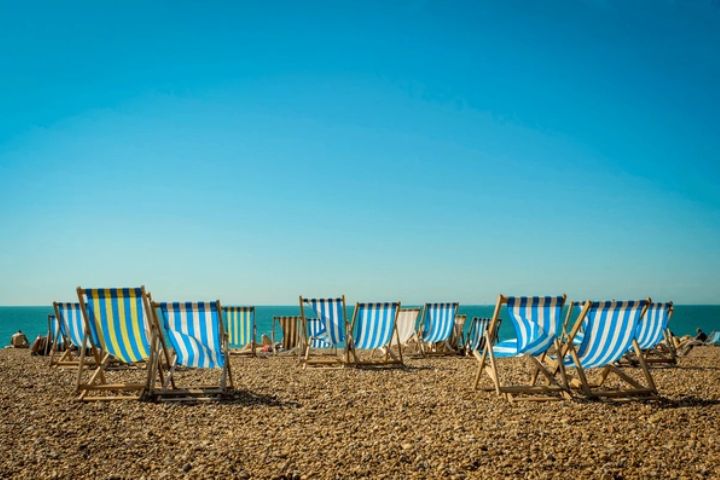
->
[[304, 298, 346, 346], [49, 315, 64, 347], [391, 308, 420, 346], [421, 303, 459, 343], [306, 318, 332, 349], [56, 302, 86, 348], [82, 288, 152, 364], [353, 302, 399, 350], [493, 296, 565, 358], [275, 316, 301, 350], [634, 302, 672, 350], [467, 317, 490, 352], [158, 302, 225, 369], [223, 306, 255, 349], [565, 300, 649, 369]]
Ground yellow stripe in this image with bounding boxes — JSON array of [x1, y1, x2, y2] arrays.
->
[[91, 293, 107, 350], [116, 291, 135, 363], [104, 290, 123, 360], [129, 292, 148, 360]]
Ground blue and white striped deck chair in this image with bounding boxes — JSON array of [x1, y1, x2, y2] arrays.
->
[[349, 302, 403, 366], [706, 331, 720, 346], [420, 303, 459, 355], [223, 306, 256, 356], [474, 295, 568, 401], [630, 302, 676, 365], [559, 299, 657, 399], [76, 286, 159, 401], [306, 318, 332, 349], [55, 303, 87, 350], [153, 301, 233, 399], [51, 302, 94, 368], [46, 314, 65, 365], [465, 317, 491, 355], [299, 296, 348, 367]]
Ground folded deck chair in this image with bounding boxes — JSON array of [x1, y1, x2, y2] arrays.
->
[[271, 316, 303, 355], [474, 295, 569, 401], [76, 287, 164, 401], [150, 301, 233, 401], [626, 302, 676, 366], [347, 302, 403, 367], [300, 296, 348, 368], [223, 306, 256, 356], [419, 303, 460, 356], [450, 314, 467, 351], [557, 299, 657, 400]]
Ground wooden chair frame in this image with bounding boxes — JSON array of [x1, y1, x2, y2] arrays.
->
[[345, 302, 404, 368], [299, 295, 349, 369], [147, 299, 235, 402], [474, 294, 570, 402]]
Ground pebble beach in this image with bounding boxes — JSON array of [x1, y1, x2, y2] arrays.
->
[[1, 347, 720, 479]]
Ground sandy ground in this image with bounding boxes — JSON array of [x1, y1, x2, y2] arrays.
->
[[1, 347, 719, 479]]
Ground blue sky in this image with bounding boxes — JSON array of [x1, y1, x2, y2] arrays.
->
[[0, 0, 719, 304]]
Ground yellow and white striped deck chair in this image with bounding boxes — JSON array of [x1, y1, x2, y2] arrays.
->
[[223, 306, 256, 356], [76, 286, 167, 401]]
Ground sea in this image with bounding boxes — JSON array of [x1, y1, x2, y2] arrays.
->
[[1, 305, 719, 346]]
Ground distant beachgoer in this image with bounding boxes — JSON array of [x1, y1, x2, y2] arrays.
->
[[10, 330, 29, 348], [679, 328, 710, 356]]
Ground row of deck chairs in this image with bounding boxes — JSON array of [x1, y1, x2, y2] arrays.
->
[[474, 296, 678, 401], [46, 287, 682, 403]]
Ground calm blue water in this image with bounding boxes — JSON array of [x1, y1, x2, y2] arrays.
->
[[2, 305, 719, 346]]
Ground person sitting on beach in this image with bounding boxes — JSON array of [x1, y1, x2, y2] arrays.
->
[[259, 334, 273, 353], [679, 328, 709, 356], [10, 330, 29, 348]]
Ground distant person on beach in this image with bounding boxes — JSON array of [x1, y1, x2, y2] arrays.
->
[[679, 328, 710, 356], [10, 330, 29, 348]]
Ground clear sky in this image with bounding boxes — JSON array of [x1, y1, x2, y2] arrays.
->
[[1, 1, 719, 305]]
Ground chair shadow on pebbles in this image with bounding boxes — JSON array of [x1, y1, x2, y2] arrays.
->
[[655, 397, 720, 409], [158, 389, 301, 408]]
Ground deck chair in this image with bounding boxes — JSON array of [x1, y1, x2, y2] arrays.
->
[[465, 317, 491, 355], [450, 314, 467, 351], [381, 307, 421, 356], [557, 299, 657, 400], [223, 306, 256, 356], [272, 316, 303, 355], [706, 331, 720, 346], [419, 303, 459, 356], [52, 302, 103, 368], [76, 287, 165, 401], [347, 302, 403, 367], [150, 301, 234, 401], [300, 296, 348, 368], [46, 315, 67, 364], [626, 302, 676, 366], [474, 295, 569, 401]]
